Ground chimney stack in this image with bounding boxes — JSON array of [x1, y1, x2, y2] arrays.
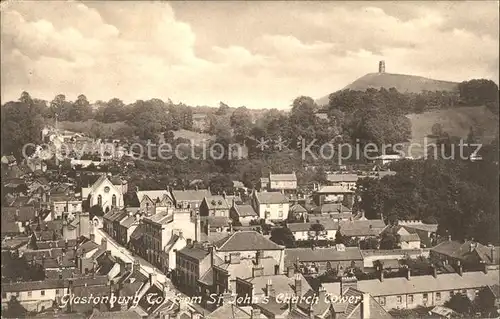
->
[[287, 266, 295, 278], [379, 266, 384, 282], [457, 261, 463, 276], [378, 60, 385, 73], [431, 264, 437, 278], [149, 271, 157, 286], [405, 266, 411, 280], [294, 274, 302, 297], [209, 245, 214, 268], [89, 233, 95, 242], [256, 250, 261, 265], [361, 293, 371, 319], [251, 308, 261, 319], [101, 238, 107, 250], [266, 279, 273, 297]]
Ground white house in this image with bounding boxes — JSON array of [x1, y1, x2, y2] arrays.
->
[[251, 191, 290, 221], [82, 174, 124, 213]]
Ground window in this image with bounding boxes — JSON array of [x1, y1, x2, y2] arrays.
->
[[2, 292, 6, 299], [423, 293, 428, 301], [41, 290, 45, 296], [112, 195, 117, 207], [266, 204, 270, 208], [279, 204, 283, 208], [28, 291, 32, 297], [436, 292, 441, 301], [379, 297, 385, 306], [97, 195, 102, 207], [64, 206, 68, 212], [397, 296, 402, 304], [56, 289, 60, 295], [408, 295, 414, 304], [450, 291, 454, 296], [278, 211, 283, 218]]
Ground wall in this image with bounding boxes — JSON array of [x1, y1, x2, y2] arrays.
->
[[362, 249, 430, 268], [378, 288, 479, 310], [215, 249, 285, 274], [89, 179, 124, 213], [1, 288, 62, 312], [257, 203, 290, 221]]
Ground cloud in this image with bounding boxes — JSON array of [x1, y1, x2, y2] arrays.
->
[[1, 1, 498, 109]]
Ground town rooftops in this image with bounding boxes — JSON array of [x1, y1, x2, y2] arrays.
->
[[289, 203, 307, 213], [246, 273, 312, 297], [233, 204, 258, 217], [214, 231, 284, 252], [1, 275, 108, 293], [254, 191, 289, 204], [357, 270, 499, 297], [144, 210, 172, 225], [136, 190, 172, 203], [401, 223, 439, 233], [284, 247, 363, 266], [269, 172, 297, 182], [431, 240, 499, 264], [316, 185, 354, 194], [171, 189, 211, 202], [216, 256, 279, 281]]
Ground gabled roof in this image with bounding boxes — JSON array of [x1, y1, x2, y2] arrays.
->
[[203, 216, 231, 228], [338, 288, 393, 319], [137, 190, 172, 204], [178, 246, 210, 261], [288, 219, 339, 232], [203, 195, 229, 210], [214, 231, 284, 252], [312, 203, 352, 214], [400, 233, 421, 242], [233, 204, 257, 217], [254, 191, 288, 204], [289, 203, 307, 214], [431, 240, 499, 264]]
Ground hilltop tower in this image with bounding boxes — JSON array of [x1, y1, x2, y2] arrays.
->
[[379, 60, 385, 73]]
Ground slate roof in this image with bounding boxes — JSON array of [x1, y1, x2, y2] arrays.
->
[[247, 273, 312, 297], [326, 174, 360, 183], [178, 246, 210, 261], [214, 231, 284, 252], [402, 223, 438, 233], [287, 220, 339, 232], [338, 219, 387, 237], [89, 310, 142, 319], [1, 275, 108, 292], [203, 195, 229, 210], [203, 216, 231, 228], [269, 172, 297, 182], [2, 206, 36, 223], [431, 240, 499, 264], [216, 257, 279, 281], [400, 233, 421, 242], [205, 304, 254, 319], [289, 203, 307, 214], [337, 288, 393, 319], [232, 204, 257, 217], [255, 191, 288, 204], [357, 270, 499, 296], [284, 247, 363, 266], [130, 224, 145, 241], [171, 189, 211, 202]]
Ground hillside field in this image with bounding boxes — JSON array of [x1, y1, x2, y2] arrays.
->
[[405, 105, 498, 158]]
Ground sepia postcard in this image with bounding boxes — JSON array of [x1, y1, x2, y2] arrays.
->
[[1, 1, 499, 318]]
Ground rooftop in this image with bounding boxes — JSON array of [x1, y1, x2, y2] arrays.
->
[[316, 185, 354, 194], [269, 172, 297, 182], [357, 270, 499, 296], [284, 247, 363, 266], [204, 195, 230, 210], [171, 189, 211, 202], [254, 191, 289, 204], [233, 204, 257, 217], [214, 231, 284, 252]]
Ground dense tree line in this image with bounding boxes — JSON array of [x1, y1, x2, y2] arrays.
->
[[356, 146, 499, 244]]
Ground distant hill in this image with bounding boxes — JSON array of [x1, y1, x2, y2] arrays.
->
[[404, 105, 498, 158], [316, 72, 459, 106]]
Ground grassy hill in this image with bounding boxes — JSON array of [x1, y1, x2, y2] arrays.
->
[[317, 72, 459, 106], [404, 105, 498, 158]]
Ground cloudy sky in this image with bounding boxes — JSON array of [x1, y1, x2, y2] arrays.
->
[[1, 1, 498, 109]]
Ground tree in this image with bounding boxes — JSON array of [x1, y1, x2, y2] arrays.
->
[[360, 237, 379, 249], [474, 287, 497, 316], [208, 174, 233, 195], [270, 227, 296, 248], [89, 205, 104, 219], [216, 102, 230, 116], [309, 221, 325, 241], [445, 293, 474, 315], [230, 106, 253, 143], [379, 231, 400, 249], [335, 230, 346, 245]]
